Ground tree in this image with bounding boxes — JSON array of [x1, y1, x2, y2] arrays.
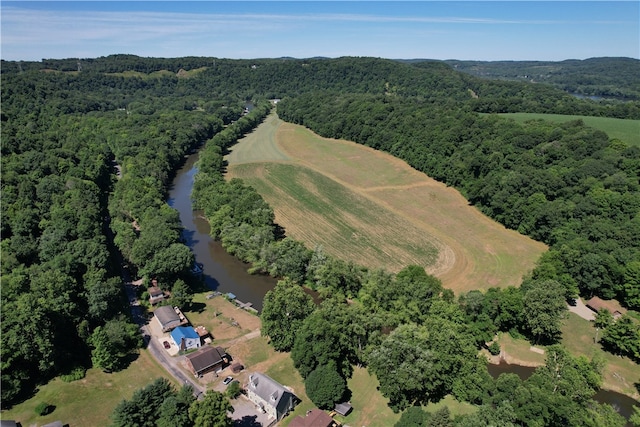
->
[[157, 385, 195, 427], [261, 278, 315, 351], [366, 319, 480, 412], [521, 279, 567, 343], [226, 380, 241, 399], [593, 309, 613, 330], [170, 279, 193, 311], [600, 315, 640, 362], [304, 363, 346, 409], [142, 243, 194, 280], [90, 326, 120, 373], [395, 406, 430, 427], [111, 378, 175, 427], [291, 301, 353, 380], [188, 390, 233, 427], [91, 317, 142, 372]]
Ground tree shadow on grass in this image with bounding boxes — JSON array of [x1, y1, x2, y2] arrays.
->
[[189, 302, 207, 314]]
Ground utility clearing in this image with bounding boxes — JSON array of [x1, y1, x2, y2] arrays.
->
[[225, 113, 547, 293]]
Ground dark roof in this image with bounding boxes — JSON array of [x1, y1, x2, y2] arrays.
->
[[334, 402, 353, 416], [0, 421, 18, 427], [186, 346, 227, 374], [290, 409, 334, 427]]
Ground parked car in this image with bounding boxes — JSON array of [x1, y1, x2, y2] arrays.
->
[[163, 341, 171, 349], [223, 376, 233, 385]]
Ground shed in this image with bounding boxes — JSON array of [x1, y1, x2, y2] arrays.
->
[[586, 297, 627, 319], [171, 326, 201, 351], [154, 306, 182, 332], [231, 362, 244, 373], [185, 346, 229, 376], [334, 402, 353, 416], [148, 286, 165, 305]]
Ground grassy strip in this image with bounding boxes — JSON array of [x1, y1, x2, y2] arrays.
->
[[499, 113, 640, 147]]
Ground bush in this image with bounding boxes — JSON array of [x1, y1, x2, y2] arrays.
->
[[60, 366, 87, 382], [226, 381, 242, 399], [35, 402, 53, 416], [488, 342, 501, 356]]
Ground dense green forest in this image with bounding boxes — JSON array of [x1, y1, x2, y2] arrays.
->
[[2, 55, 639, 425], [444, 57, 640, 100]]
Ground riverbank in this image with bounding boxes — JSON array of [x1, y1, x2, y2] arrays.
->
[[487, 327, 640, 403]]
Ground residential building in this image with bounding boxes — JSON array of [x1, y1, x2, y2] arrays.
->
[[246, 373, 298, 422], [185, 346, 229, 377], [171, 326, 201, 351]]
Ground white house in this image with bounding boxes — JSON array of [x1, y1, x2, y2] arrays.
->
[[246, 373, 298, 421], [170, 326, 201, 351]]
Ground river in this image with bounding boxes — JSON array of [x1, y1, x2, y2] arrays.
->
[[488, 361, 639, 423], [167, 136, 638, 423], [167, 151, 277, 312]]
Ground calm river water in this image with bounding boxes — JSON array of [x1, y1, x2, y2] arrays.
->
[[168, 142, 638, 423], [167, 151, 277, 312]]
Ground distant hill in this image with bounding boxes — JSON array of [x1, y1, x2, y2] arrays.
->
[[443, 57, 640, 100]]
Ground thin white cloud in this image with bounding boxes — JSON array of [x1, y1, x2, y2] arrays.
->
[[1, 5, 636, 60]]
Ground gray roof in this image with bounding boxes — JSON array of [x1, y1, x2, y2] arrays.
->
[[154, 305, 180, 326], [248, 373, 297, 419]]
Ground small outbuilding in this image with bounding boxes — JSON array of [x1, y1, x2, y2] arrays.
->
[[334, 402, 353, 416], [148, 286, 165, 305], [171, 326, 201, 351]]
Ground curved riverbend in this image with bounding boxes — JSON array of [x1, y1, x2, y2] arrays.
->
[[168, 131, 638, 422]]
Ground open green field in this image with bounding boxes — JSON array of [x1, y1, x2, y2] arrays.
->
[[500, 113, 640, 147], [226, 113, 547, 294], [1, 350, 174, 426]]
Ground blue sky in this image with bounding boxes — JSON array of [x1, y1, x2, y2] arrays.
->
[[2, 1, 638, 61]]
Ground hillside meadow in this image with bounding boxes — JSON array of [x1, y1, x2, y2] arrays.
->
[[225, 113, 547, 294]]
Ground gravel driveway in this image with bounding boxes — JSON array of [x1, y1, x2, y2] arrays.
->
[[567, 297, 596, 321]]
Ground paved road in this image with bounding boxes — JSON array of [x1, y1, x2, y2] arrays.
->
[[122, 274, 206, 398]]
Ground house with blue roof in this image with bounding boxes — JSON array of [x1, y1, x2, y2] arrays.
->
[[171, 326, 201, 351]]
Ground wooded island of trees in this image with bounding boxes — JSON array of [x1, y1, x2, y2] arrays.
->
[[2, 55, 639, 426]]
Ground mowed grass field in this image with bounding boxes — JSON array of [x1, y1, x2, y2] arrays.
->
[[500, 113, 640, 147], [226, 113, 547, 294], [1, 350, 175, 426]]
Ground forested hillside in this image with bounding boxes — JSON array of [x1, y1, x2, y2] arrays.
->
[[445, 57, 640, 100], [2, 56, 639, 424]]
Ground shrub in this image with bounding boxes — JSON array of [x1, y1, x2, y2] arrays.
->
[[35, 402, 53, 416], [226, 381, 242, 399], [488, 342, 501, 356], [60, 366, 87, 382]]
